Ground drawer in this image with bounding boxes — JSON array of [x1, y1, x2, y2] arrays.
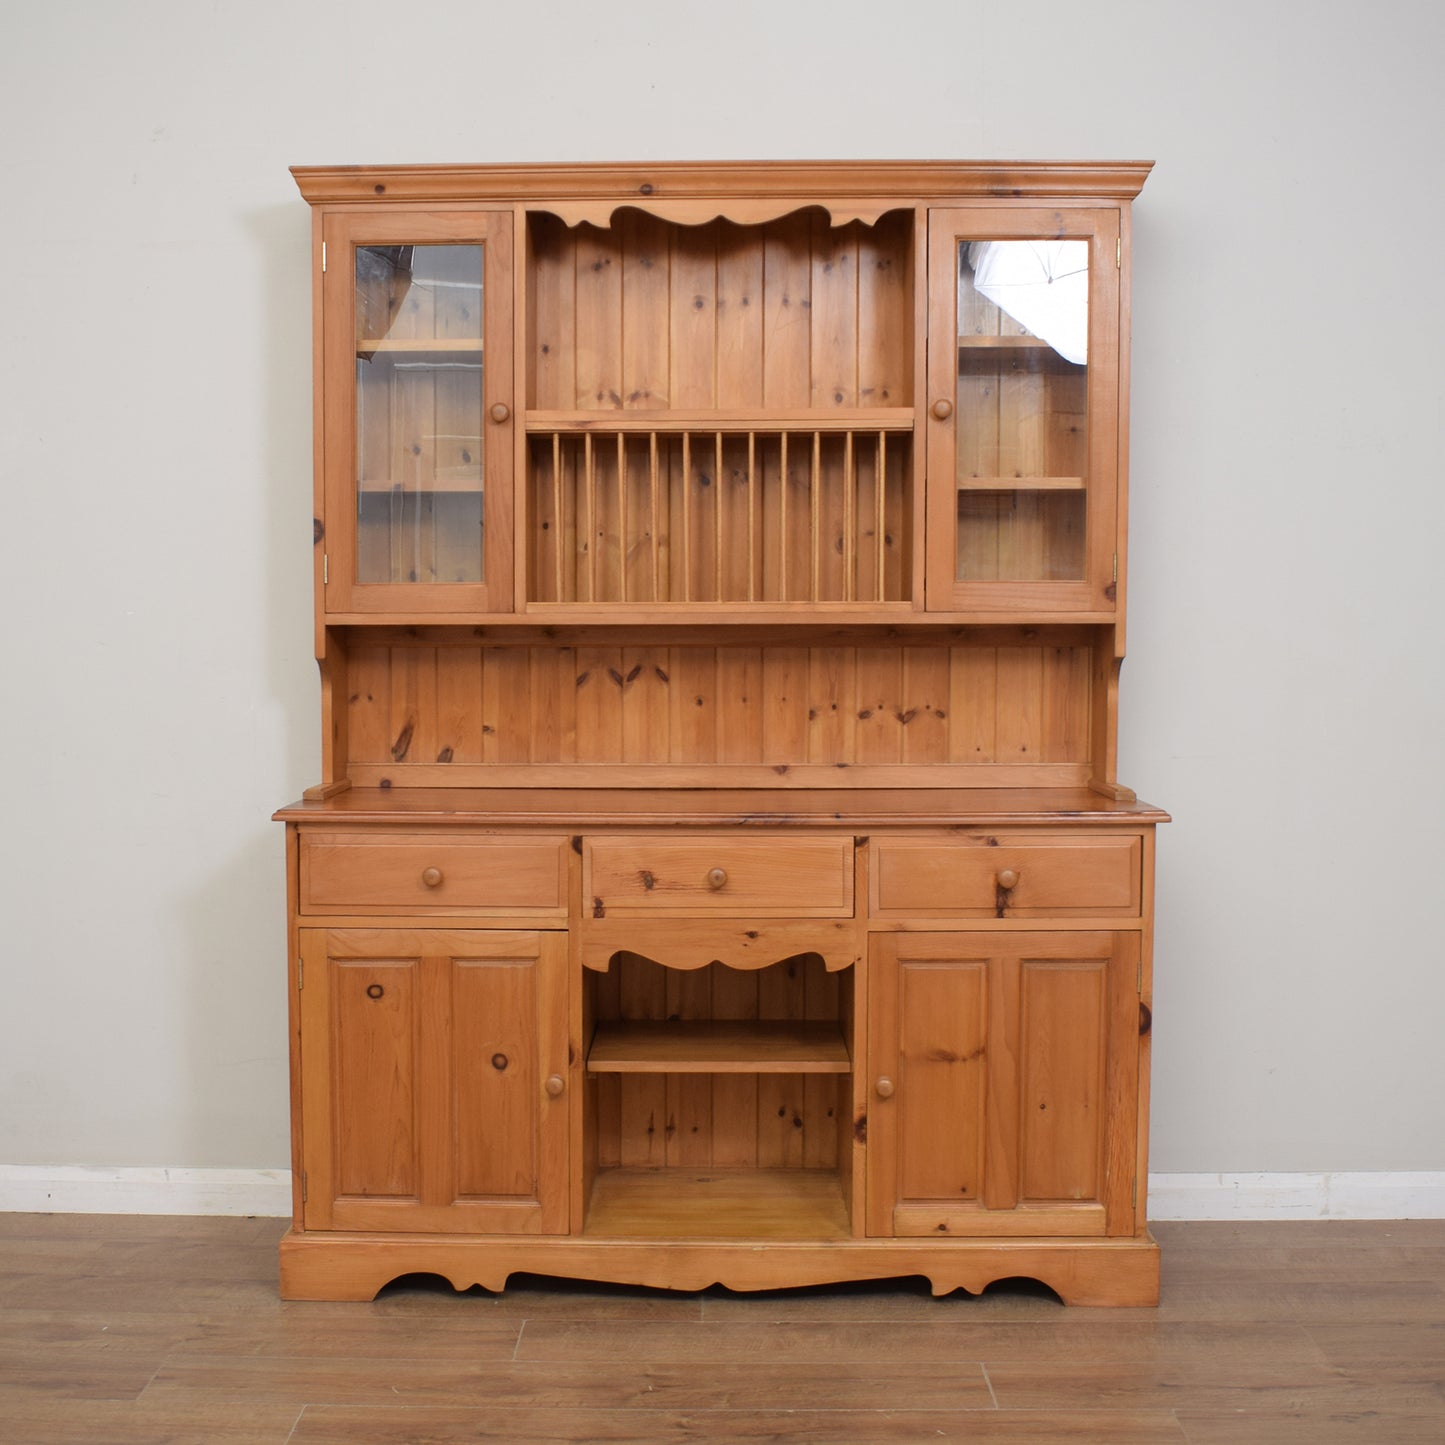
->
[[585, 836, 854, 918], [871, 836, 1141, 918], [300, 833, 568, 914]]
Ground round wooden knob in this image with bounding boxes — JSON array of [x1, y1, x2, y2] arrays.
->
[[875, 1077, 895, 1099], [996, 868, 1020, 891], [706, 867, 728, 890], [366, 983, 384, 1000], [545, 1074, 566, 1098], [931, 398, 953, 421], [421, 866, 443, 888], [490, 402, 511, 424]]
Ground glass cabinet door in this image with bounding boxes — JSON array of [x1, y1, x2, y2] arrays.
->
[[925, 209, 1120, 612], [321, 211, 514, 614]]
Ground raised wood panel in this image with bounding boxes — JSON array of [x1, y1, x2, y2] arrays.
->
[[528, 211, 913, 413], [344, 640, 1094, 783], [299, 930, 569, 1235], [867, 931, 1138, 1240]]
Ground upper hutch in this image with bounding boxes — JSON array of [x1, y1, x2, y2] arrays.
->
[[277, 160, 1165, 1305]]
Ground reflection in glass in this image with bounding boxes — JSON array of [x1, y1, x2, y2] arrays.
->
[[355, 244, 484, 585], [954, 240, 1088, 583]]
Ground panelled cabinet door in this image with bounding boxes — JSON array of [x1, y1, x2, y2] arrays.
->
[[925, 209, 1121, 613], [298, 929, 567, 1233], [866, 931, 1140, 1238], [320, 211, 514, 614]]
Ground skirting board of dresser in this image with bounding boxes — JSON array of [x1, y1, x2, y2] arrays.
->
[[1, 1166, 1441, 1221]]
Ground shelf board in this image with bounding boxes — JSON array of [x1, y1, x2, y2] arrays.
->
[[957, 476, 1086, 492], [584, 1167, 850, 1240], [588, 1020, 849, 1074], [357, 477, 484, 495], [957, 333, 1055, 350], [526, 407, 914, 434], [356, 338, 483, 353]]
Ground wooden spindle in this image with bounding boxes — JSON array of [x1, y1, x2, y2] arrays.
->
[[747, 431, 757, 603], [551, 432, 564, 602], [682, 431, 693, 601], [649, 430, 660, 602], [810, 430, 821, 602], [714, 431, 724, 601], [876, 430, 887, 601], [585, 431, 596, 602], [617, 431, 628, 603], [779, 431, 789, 601]]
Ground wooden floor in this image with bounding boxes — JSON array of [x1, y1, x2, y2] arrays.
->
[[1, 1214, 1442, 1442]]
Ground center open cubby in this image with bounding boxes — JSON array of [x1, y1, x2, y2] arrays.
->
[[524, 205, 916, 608], [581, 950, 858, 1239]]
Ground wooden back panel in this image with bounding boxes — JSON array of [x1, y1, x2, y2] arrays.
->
[[339, 630, 1096, 788], [528, 209, 914, 412]]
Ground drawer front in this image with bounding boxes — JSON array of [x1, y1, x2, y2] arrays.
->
[[585, 837, 854, 918], [871, 836, 1141, 917], [300, 834, 568, 915]]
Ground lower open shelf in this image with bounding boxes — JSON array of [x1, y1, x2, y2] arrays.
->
[[583, 1166, 850, 1240]]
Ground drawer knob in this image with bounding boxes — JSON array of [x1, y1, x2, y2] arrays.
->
[[421, 866, 444, 888], [874, 1077, 895, 1099], [366, 983, 384, 1000], [545, 1074, 566, 1098], [490, 401, 511, 424], [996, 868, 1020, 891], [931, 398, 953, 421], [706, 867, 728, 890]]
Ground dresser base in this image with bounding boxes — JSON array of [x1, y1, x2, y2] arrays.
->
[[278, 1228, 1160, 1307]]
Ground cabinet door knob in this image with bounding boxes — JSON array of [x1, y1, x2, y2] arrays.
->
[[996, 868, 1020, 891], [874, 1077, 895, 1099], [706, 867, 728, 890], [545, 1074, 566, 1098], [421, 866, 444, 888], [931, 398, 953, 420], [490, 401, 511, 424]]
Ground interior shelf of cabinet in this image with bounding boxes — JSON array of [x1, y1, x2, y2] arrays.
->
[[357, 478, 483, 494], [525, 408, 913, 433], [957, 476, 1086, 491], [957, 333, 1058, 351], [587, 1021, 850, 1075], [583, 1167, 850, 1240], [356, 338, 483, 354]]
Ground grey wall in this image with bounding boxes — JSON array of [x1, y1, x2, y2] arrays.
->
[[2, 0, 1441, 1177]]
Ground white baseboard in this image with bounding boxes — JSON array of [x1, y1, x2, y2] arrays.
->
[[0, 1165, 292, 1216], [1, 1166, 1442, 1220], [1148, 1171, 1445, 1220]]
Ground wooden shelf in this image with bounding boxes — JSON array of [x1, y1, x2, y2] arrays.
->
[[957, 476, 1085, 492], [583, 1167, 850, 1240], [357, 338, 483, 354], [357, 478, 483, 495], [525, 407, 914, 434], [587, 1021, 850, 1074], [957, 333, 1067, 352]]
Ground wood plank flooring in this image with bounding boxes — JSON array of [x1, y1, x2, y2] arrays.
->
[[1, 1214, 1442, 1442]]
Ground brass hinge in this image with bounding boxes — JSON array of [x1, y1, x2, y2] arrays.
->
[[1137, 953, 1143, 992], [1112, 553, 1119, 584], [321, 241, 326, 273], [1116, 237, 1121, 268], [297, 956, 303, 990], [323, 554, 329, 586], [301, 1171, 308, 1203]]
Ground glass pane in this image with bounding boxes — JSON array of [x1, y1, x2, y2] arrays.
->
[[954, 240, 1088, 583], [355, 244, 484, 585]]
